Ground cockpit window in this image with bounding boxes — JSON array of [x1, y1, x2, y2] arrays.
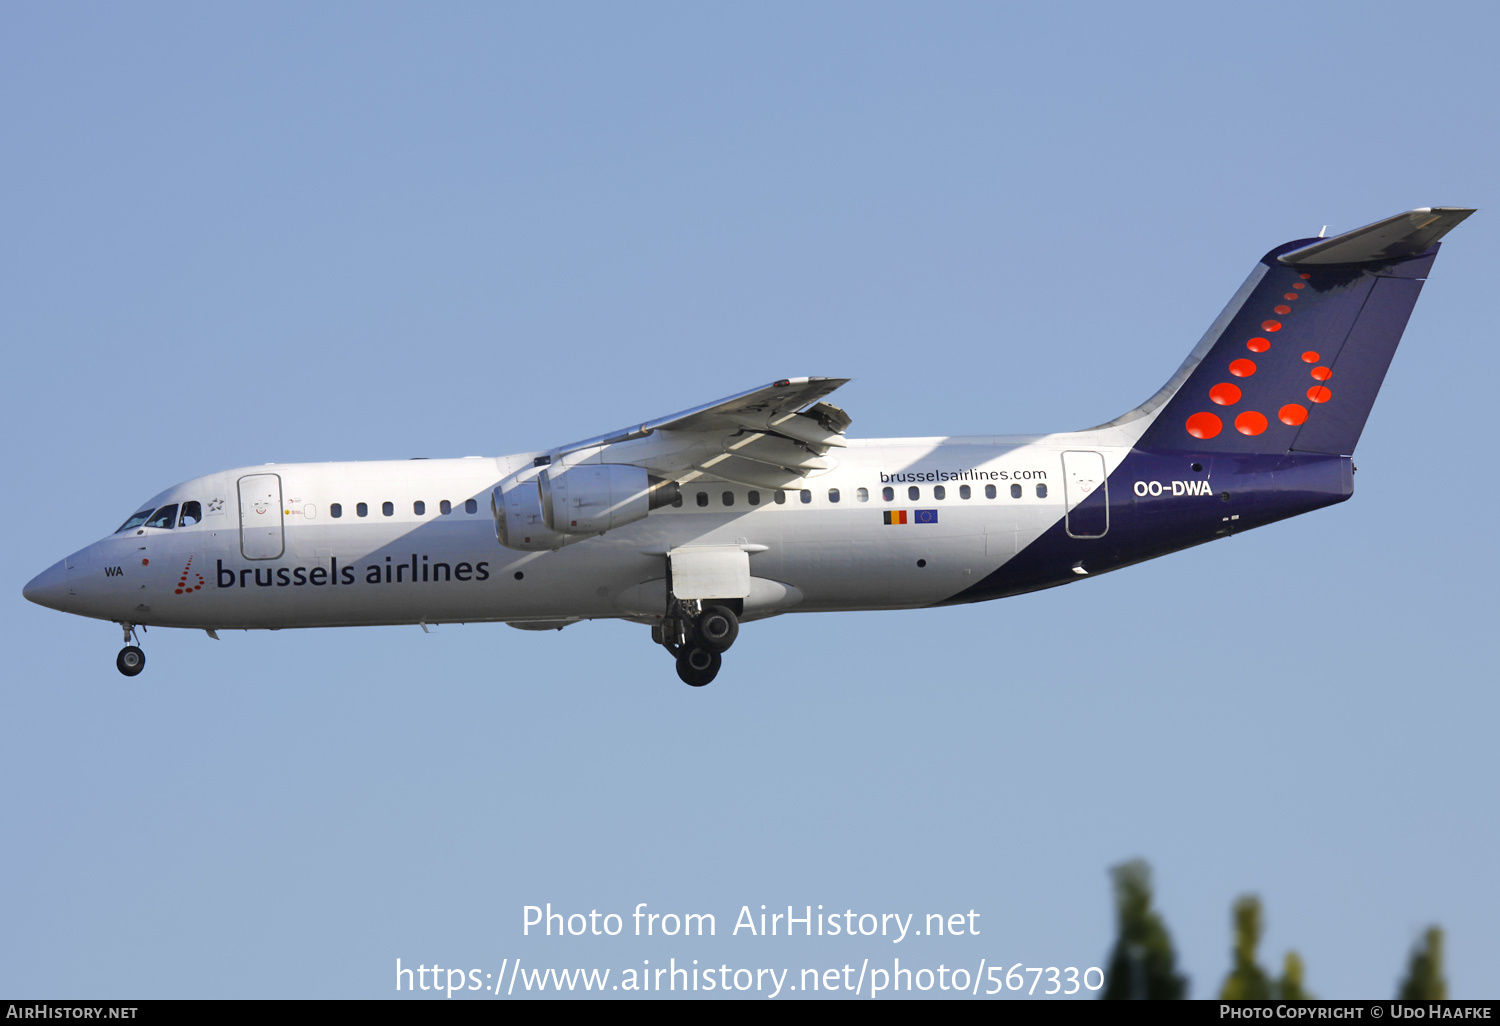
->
[[178, 501, 202, 527], [116, 509, 157, 533], [144, 504, 179, 530]]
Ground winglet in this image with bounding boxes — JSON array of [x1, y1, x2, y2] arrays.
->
[[1279, 207, 1475, 265]]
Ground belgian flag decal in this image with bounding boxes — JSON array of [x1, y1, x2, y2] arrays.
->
[[883, 510, 908, 525]]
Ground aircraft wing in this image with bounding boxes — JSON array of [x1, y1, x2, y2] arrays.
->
[[552, 377, 853, 489]]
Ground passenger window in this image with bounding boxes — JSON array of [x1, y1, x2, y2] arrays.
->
[[671, 494, 683, 508], [722, 491, 734, 507], [465, 499, 478, 514], [178, 501, 202, 526], [800, 490, 812, 504], [382, 501, 394, 517], [331, 503, 343, 519], [440, 500, 452, 515], [357, 503, 369, 517], [774, 490, 786, 505], [934, 485, 945, 500], [696, 492, 709, 508], [882, 486, 894, 502], [959, 485, 971, 500], [748, 490, 761, 506], [857, 487, 869, 502], [414, 500, 426, 516], [145, 504, 179, 530], [908, 486, 920, 501], [1036, 483, 1048, 498], [1011, 484, 1022, 498], [116, 509, 157, 533], [828, 488, 840, 503]]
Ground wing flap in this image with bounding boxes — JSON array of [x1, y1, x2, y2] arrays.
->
[[550, 377, 853, 486], [690, 455, 816, 490], [725, 409, 848, 449], [720, 433, 836, 471]]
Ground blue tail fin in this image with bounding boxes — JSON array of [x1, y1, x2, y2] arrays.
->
[[1133, 208, 1473, 456]]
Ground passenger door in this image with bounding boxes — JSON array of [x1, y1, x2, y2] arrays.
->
[[238, 474, 285, 559], [1062, 451, 1109, 538]]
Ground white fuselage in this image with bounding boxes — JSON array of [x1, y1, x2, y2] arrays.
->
[[45, 431, 1135, 633]]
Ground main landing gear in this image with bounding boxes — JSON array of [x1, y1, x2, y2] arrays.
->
[[116, 623, 146, 677], [653, 601, 740, 687], [676, 645, 721, 687]]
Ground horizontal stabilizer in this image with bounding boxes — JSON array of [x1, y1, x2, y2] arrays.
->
[[1279, 208, 1475, 266]]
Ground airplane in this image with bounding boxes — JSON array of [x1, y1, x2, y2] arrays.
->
[[23, 207, 1473, 686]]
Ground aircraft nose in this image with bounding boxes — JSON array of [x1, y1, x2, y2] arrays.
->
[[23, 560, 70, 611]]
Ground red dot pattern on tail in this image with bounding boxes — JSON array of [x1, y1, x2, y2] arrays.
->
[[1209, 383, 1241, 406], [1186, 412, 1222, 439], [1185, 272, 1335, 441], [1235, 411, 1268, 436]]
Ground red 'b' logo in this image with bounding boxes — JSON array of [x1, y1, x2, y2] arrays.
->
[[176, 556, 205, 596]]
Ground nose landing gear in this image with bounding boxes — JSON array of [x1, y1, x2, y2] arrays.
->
[[116, 623, 146, 677], [117, 646, 146, 676]]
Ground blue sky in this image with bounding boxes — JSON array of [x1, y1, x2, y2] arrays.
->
[[3, 2, 1497, 999]]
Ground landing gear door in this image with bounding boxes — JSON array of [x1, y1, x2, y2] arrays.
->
[[1062, 451, 1108, 539], [668, 546, 751, 600], [238, 473, 285, 559]]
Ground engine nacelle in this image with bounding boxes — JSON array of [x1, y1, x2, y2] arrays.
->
[[492, 474, 576, 551], [539, 464, 679, 536], [492, 465, 678, 550]]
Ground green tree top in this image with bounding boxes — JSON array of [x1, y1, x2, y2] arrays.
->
[[1277, 951, 1311, 1000], [1398, 927, 1447, 1000], [1221, 895, 1273, 1000], [1100, 859, 1188, 999]]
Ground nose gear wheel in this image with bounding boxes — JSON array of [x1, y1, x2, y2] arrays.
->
[[116, 646, 146, 676]]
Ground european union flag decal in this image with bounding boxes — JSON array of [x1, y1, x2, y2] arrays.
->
[[914, 509, 938, 524]]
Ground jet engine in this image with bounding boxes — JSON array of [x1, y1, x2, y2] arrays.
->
[[540, 464, 679, 535], [492, 473, 575, 551], [492, 465, 678, 550]]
